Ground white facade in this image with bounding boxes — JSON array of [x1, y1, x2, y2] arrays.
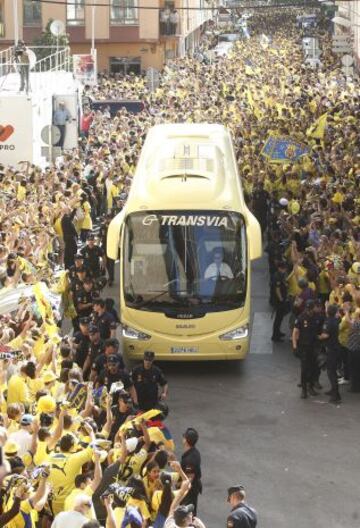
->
[[335, 0, 360, 67]]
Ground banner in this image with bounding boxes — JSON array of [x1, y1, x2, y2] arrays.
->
[[73, 53, 97, 85], [261, 136, 309, 164], [0, 96, 33, 165], [306, 112, 328, 139]]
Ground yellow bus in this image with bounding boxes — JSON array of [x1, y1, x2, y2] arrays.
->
[[107, 124, 262, 361]]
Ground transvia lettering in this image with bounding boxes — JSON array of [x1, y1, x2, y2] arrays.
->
[[142, 214, 228, 228]]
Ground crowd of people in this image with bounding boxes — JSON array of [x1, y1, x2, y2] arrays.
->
[[0, 5, 359, 528]]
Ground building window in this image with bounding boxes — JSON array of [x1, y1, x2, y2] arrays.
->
[[67, 0, 85, 25], [109, 57, 141, 74], [23, 0, 42, 26], [110, 0, 138, 25]]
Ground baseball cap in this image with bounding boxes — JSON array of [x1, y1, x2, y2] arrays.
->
[[87, 233, 95, 240], [88, 324, 99, 334], [107, 354, 120, 364], [144, 350, 155, 361], [305, 299, 315, 309], [42, 371, 58, 384], [174, 504, 194, 524], [4, 440, 20, 457], [227, 485, 245, 498], [105, 338, 119, 348], [79, 316, 91, 325], [20, 414, 34, 426]]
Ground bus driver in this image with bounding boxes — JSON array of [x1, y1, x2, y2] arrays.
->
[[204, 248, 234, 281]]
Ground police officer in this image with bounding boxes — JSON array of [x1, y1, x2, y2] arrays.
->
[[92, 298, 117, 340], [82, 323, 104, 380], [73, 317, 91, 369], [318, 304, 341, 404], [292, 299, 319, 399], [68, 253, 91, 283], [271, 260, 289, 342], [73, 277, 96, 320], [80, 233, 104, 278], [226, 485, 257, 528], [131, 351, 168, 411]]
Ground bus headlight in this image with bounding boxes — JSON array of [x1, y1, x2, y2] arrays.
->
[[219, 325, 249, 340], [122, 325, 151, 340]]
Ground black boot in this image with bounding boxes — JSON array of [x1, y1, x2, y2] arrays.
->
[[301, 388, 308, 399], [308, 385, 319, 396]]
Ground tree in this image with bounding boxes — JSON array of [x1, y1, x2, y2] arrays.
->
[[32, 19, 69, 61]]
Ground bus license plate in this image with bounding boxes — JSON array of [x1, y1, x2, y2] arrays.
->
[[171, 346, 198, 354]]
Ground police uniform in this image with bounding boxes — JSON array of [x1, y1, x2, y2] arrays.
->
[[74, 289, 95, 319], [80, 243, 104, 278], [294, 308, 318, 396], [92, 311, 117, 340], [227, 503, 258, 528], [227, 486, 257, 528], [131, 362, 167, 411]]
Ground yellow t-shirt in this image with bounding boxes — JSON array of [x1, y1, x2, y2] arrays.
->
[[33, 440, 51, 466], [80, 201, 93, 231], [7, 375, 30, 405], [151, 489, 180, 516], [110, 448, 148, 480], [64, 485, 96, 519], [143, 474, 161, 502], [16, 185, 26, 201], [339, 317, 351, 347], [106, 499, 150, 528], [6, 499, 37, 528], [48, 446, 93, 514], [287, 266, 307, 297]]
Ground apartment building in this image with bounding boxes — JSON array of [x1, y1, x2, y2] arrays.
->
[[333, 0, 360, 68], [0, 0, 215, 73]]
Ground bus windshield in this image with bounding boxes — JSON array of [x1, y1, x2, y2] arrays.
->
[[123, 210, 247, 314]]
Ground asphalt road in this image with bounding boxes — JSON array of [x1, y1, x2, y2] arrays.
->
[[107, 257, 360, 528]]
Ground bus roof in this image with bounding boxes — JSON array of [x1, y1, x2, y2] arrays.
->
[[125, 123, 246, 212]]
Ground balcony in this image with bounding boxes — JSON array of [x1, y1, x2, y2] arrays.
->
[[0, 22, 4, 37], [159, 9, 180, 37]]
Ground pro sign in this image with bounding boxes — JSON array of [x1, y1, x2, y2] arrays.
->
[[0, 96, 33, 165]]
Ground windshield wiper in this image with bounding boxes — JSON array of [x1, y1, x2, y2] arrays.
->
[[135, 289, 188, 308]]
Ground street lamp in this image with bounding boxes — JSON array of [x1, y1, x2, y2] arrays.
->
[[91, 5, 95, 55], [13, 0, 19, 45]]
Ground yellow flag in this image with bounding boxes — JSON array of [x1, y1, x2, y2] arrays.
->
[[306, 112, 328, 139]]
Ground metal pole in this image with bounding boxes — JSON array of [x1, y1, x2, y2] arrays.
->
[[14, 0, 19, 45], [91, 6, 95, 55]]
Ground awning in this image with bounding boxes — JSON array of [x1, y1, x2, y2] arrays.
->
[[331, 16, 351, 27]]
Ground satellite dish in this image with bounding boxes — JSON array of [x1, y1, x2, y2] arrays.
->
[[50, 20, 65, 37]]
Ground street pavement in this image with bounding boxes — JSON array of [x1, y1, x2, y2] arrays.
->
[[107, 256, 360, 528]]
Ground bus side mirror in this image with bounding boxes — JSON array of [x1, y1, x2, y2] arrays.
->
[[246, 210, 262, 260], [107, 212, 124, 260]]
